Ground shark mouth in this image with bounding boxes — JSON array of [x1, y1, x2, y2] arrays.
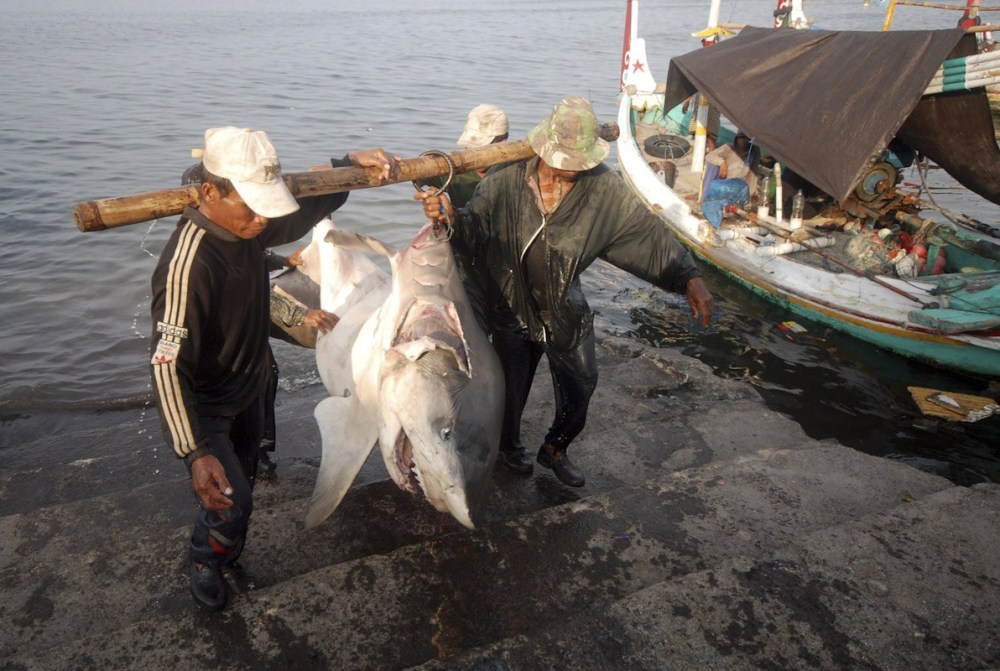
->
[[393, 430, 424, 496], [392, 301, 470, 375]]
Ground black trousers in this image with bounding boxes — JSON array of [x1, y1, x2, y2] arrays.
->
[[261, 346, 278, 451], [493, 326, 598, 455], [187, 398, 263, 568]]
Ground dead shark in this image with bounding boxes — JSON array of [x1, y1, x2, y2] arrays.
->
[[299, 219, 503, 529]]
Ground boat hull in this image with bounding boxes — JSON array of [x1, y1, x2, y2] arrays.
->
[[616, 95, 1000, 378]]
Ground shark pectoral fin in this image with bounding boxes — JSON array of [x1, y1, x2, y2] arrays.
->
[[296, 217, 331, 286], [327, 229, 397, 258], [303, 396, 378, 529]]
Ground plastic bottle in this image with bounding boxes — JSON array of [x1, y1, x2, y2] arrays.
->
[[774, 163, 784, 222], [790, 189, 805, 229], [756, 173, 770, 219]]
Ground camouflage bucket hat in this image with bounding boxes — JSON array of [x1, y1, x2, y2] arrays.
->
[[528, 96, 610, 171]]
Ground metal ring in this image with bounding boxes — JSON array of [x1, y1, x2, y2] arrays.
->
[[413, 150, 457, 196]]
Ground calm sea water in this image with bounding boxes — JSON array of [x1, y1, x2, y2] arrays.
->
[[1, 0, 997, 482]]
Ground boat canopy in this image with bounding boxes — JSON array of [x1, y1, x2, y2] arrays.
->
[[664, 27, 1000, 205]]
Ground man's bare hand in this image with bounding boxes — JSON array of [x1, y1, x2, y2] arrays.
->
[[286, 244, 308, 267], [349, 148, 401, 183], [414, 190, 455, 224], [686, 277, 714, 327], [303, 309, 338, 334], [190, 454, 233, 512]]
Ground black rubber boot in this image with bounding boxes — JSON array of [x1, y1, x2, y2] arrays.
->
[[190, 561, 227, 611], [536, 444, 585, 487], [498, 447, 534, 474]]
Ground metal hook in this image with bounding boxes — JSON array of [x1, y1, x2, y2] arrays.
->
[[412, 150, 457, 197], [414, 150, 457, 239]]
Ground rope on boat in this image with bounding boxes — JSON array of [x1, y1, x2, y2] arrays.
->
[[913, 157, 941, 208], [908, 161, 999, 237]]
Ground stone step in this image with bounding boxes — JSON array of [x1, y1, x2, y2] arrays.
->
[[0, 451, 639, 663], [5, 444, 953, 670], [406, 483, 1000, 670], [0, 460, 476, 663]]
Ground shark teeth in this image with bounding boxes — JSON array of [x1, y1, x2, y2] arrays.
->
[[394, 431, 425, 495], [411, 459, 426, 495]]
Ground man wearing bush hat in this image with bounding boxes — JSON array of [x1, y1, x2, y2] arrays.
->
[[416, 97, 713, 488], [151, 126, 397, 612]]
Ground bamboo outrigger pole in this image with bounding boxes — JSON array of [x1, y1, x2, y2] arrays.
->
[[73, 122, 620, 233], [891, 0, 1000, 12]]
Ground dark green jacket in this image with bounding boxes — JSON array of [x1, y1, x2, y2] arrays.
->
[[453, 156, 701, 350]]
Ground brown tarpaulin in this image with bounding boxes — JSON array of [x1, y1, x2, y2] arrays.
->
[[664, 27, 1000, 205]]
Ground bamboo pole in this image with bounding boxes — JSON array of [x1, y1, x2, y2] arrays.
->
[[715, 21, 997, 32], [74, 123, 620, 233], [931, 56, 1000, 83], [892, 1, 1000, 10], [690, 0, 723, 175], [925, 73, 1000, 93], [883, 0, 900, 30], [924, 49, 1000, 92], [940, 48, 1000, 71]]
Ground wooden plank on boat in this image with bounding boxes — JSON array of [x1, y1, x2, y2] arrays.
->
[[908, 307, 1000, 334], [908, 386, 1000, 422]]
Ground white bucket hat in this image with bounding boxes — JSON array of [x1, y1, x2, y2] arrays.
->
[[202, 127, 299, 218], [456, 104, 509, 148]]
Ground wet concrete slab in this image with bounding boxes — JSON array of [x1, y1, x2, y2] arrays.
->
[[1, 337, 997, 670]]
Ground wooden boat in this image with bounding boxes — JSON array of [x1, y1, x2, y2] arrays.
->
[[616, 0, 1000, 377]]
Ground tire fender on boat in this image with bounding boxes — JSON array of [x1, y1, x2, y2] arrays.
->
[[643, 134, 691, 160]]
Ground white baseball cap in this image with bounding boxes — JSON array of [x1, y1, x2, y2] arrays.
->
[[202, 127, 299, 218], [456, 104, 509, 148]]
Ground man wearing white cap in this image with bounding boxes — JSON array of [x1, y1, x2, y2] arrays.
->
[[417, 98, 712, 489], [416, 103, 510, 208], [457, 103, 509, 149], [150, 127, 397, 611]]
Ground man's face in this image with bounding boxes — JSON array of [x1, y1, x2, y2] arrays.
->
[[204, 183, 269, 239]]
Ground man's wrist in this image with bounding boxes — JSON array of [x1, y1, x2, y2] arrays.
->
[[183, 447, 211, 466]]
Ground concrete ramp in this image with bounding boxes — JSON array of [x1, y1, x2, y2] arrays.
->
[[2, 339, 997, 670]]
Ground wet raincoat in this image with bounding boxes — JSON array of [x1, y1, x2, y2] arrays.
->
[[452, 156, 701, 350]]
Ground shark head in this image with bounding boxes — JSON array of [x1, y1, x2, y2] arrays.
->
[[375, 301, 495, 529]]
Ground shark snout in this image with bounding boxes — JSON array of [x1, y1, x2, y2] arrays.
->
[[440, 485, 475, 529]]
